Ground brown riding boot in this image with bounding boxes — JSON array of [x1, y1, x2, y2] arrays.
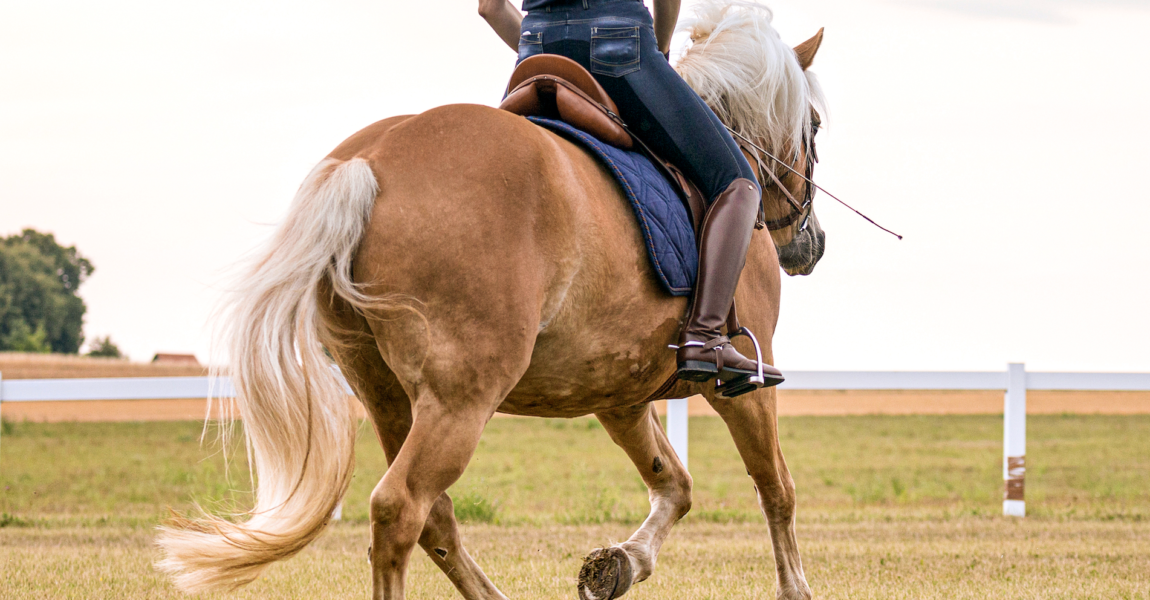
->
[[676, 178, 785, 391]]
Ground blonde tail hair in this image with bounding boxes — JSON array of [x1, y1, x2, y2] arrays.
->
[[156, 157, 379, 592]]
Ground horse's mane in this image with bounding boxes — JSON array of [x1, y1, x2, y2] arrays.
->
[[675, 0, 827, 160]]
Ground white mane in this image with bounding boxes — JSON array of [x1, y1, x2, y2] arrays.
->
[[675, 1, 827, 160]]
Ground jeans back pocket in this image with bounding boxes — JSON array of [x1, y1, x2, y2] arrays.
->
[[517, 31, 544, 64], [590, 26, 640, 77]]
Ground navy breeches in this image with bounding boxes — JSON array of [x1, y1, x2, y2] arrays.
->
[[517, 0, 759, 202]]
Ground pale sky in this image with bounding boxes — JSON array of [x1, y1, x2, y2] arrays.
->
[[2, 0, 1147, 372]]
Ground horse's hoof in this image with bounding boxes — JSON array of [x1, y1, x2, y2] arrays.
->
[[577, 546, 633, 600]]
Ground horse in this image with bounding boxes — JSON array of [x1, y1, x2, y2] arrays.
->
[[158, 3, 827, 599]]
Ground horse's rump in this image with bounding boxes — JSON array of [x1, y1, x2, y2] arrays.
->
[[341, 104, 689, 415]]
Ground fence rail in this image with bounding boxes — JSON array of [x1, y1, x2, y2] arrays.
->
[[660, 364, 1150, 518], [3, 364, 1149, 518], [0, 376, 234, 402]]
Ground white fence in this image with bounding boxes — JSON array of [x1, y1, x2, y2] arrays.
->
[[665, 363, 1150, 517], [3, 364, 1150, 518]]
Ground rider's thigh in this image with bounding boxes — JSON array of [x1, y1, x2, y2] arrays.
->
[[609, 50, 757, 201], [580, 18, 756, 201]]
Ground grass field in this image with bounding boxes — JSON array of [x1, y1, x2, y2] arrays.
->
[[3, 415, 1150, 598]]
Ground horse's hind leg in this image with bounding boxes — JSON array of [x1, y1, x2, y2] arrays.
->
[[365, 382, 502, 600], [707, 389, 812, 600], [326, 306, 509, 600], [581, 403, 693, 599], [353, 303, 538, 599]]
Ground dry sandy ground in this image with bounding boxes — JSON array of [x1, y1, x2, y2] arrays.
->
[[3, 352, 1148, 421], [4, 520, 1148, 599]]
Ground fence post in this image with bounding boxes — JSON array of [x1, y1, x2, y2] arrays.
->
[[666, 398, 689, 471], [1003, 363, 1026, 517]]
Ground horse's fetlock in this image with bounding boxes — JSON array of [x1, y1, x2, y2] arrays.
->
[[618, 542, 654, 583], [776, 578, 813, 600]]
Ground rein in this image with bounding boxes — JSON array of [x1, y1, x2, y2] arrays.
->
[[727, 126, 903, 240], [738, 134, 813, 231]]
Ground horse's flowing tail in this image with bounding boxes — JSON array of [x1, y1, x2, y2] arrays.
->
[[156, 157, 379, 592]]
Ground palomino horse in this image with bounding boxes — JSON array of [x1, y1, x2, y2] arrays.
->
[[158, 3, 827, 599]]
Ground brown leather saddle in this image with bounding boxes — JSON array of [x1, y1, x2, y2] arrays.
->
[[499, 55, 707, 233]]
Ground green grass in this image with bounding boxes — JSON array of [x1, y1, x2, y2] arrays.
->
[[3, 415, 1148, 526], [2, 415, 1149, 598]]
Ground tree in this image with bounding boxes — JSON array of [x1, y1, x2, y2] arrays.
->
[[0, 229, 93, 353], [86, 335, 124, 358]]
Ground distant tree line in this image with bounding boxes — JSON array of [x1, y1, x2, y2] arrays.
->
[[0, 229, 117, 355]]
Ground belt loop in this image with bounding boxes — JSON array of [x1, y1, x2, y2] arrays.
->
[[582, 0, 588, 8]]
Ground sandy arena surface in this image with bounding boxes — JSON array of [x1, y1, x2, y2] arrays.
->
[[3, 353, 1147, 421]]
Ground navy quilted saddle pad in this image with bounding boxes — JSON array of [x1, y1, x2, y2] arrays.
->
[[528, 117, 698, 296]]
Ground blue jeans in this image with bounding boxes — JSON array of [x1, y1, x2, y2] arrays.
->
[[517, 0, 758, 202]]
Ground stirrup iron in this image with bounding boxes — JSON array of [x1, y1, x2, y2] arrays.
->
[[714, 327, 767, 399]]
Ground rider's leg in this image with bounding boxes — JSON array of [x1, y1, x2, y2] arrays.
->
[[594, 22, 782, 384], [524, 2, 781, 385], [675, 177, 784, 383]]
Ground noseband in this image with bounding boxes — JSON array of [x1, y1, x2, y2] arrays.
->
[[729, 125, 816, 233]]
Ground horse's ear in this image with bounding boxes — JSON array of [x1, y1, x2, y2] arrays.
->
[[794, 28, 824, 71]]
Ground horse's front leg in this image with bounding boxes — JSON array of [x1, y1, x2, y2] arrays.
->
[[582, 403, 693, 599], [708, 387, 811, 600]]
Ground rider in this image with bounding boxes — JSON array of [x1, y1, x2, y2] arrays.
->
[[480, 0, 784, 388]]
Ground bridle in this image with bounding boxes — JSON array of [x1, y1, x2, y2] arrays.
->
[[727, 119, 904, 240], [729, 121, 817, 233]]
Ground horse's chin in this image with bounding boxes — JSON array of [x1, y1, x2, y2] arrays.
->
[[777, 213, 825, 276], [783, 262, 815, 277]]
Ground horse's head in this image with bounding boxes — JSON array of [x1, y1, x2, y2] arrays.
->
[[765, 30, 825, 276], [675, 2, 829, 276]]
